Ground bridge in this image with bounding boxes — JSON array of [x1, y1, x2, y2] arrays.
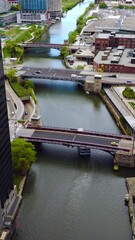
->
[[20, 42, 67, 51], [19, 42, 84, 52], [20, 67, 133, 86], [21, 67, 87, 84], [17, 125, 132, 154]]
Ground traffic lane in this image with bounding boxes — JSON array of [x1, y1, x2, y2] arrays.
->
[[22, 67, 82, 75], [33, 130, 75, 141], [32, 130, 120, 147]]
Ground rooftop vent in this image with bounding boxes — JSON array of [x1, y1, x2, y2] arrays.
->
[[111, 57, 120, 63], [131, 58, 135, 64], [117, 46, 125, 51]]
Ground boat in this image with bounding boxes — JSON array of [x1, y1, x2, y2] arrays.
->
[[125, 194, 129, 203]]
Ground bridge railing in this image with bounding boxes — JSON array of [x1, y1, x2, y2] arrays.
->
[[27, 125, 132, 140], [19, 135, 131, 152]]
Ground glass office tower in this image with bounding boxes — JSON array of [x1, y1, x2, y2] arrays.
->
[[19, 0, 46, 11]]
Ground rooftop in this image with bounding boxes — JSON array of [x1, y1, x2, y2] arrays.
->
[[94, 47, 135, 68]]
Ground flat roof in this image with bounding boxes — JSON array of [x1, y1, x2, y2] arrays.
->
[[82, 9, 135, 34], [94, 48, 135, 68], [96, 32, 135, 39]]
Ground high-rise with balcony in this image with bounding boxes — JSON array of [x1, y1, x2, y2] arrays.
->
[[0, 39, 22, 239]]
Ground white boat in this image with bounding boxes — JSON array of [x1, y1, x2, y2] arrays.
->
[[125, 194, 129, 202]]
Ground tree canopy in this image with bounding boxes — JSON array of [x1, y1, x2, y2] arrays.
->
[[11, 138, 36, 174], [122, 87, 135, 99], [3, 40, 24, 59], [5, 69, 17, 83]]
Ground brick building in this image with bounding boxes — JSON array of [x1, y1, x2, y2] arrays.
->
[[93, 46, 135, 73], [95, 32, 135, 54]]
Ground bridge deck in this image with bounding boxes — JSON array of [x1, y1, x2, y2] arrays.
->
[[17, 126, 132, 153]]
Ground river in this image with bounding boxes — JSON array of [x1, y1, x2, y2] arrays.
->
[[13, 1, 134, 239]]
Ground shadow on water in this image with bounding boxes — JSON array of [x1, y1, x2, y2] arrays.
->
[[35, 143, 114, 174]]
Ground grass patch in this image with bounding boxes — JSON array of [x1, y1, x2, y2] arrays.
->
[[129, 102, 135, 110], [11, 82, 30, 97], [62, 0, 81, 11]]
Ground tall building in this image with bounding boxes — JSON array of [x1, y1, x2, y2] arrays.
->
[[46, 0, 62, 18], [0, 39, 21, 238], [19, 0, 46, 11], [17, 0, 47, 23], [0, 0, 10, 14], [17, 0, 62, 23]]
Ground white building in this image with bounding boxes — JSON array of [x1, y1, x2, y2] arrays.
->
[[0, 0, 10, 14]]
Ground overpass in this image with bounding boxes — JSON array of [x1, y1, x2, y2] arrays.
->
[[17, 125, 132, 154]]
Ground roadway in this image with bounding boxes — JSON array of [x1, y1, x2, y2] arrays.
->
[[19, 67, 135, 85], [20, 67, 86, 82], [17, 126, 132, 153]]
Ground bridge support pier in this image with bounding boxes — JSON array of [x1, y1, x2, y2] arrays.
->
[[78, 146, 91, 156], [114, 151, 135, 168]]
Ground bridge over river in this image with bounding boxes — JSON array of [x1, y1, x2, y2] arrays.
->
[[20, 67, 132, 86], [17, 125, 132, 154], [19, 42, 82, 51]]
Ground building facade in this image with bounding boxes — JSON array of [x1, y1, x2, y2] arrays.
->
[[93, 46, 135, 74], [0, 0, 10, 14], [95, 32, 135, 54], [47, 0, 62, 18], [17, 0, 62, 23], [19, 0, 46, 11], [0, 39, 21, 239]]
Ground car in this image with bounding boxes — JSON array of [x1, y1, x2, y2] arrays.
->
[[24, 111, 28, 115], [111, 141, 118, 146], [35, 71, 41, 74], [7, 97, 10, 102]]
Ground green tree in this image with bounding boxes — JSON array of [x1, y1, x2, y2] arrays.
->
[[99, 2, 108, 8], [60, 46, 69, 56], [68, 30, 77, 43], [24, 80, 34, 89], [3, 40, 24, 59], [11, 138, 36, 175], [6, 69, 17, 82]]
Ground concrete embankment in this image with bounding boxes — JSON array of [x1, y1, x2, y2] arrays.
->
[[125, 178, 135, 239], [99, 91, 127, 135]]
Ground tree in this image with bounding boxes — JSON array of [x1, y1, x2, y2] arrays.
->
[[68, 30, 77, 43], [60, 46, 69, 56], [24, 80, 34, 89], [11, 138, 36, 175], [99, 2, 108, 8], [6, 69, 17, 83], [3, 40, 24, 59]]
